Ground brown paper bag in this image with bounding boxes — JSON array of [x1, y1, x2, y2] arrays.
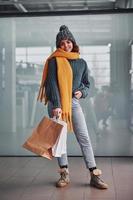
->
[[22, 116, 63, 160]]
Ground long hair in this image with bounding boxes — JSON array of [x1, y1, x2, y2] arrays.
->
[[72, 42, 80, 53]]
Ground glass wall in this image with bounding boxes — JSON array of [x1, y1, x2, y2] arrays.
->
[[0, 13, 133, 156]]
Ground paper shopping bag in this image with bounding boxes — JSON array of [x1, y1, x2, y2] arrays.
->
[[22, 116, 63, 160], [52, 119, 67, 157]]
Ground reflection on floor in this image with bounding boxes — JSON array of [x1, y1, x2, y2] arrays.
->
[[0, 157, 133, 200]]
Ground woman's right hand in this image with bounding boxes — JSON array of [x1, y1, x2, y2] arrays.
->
[[53, 108, 62, 118]]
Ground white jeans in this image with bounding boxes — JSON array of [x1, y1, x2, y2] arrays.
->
[[48, 98, 96, 169]]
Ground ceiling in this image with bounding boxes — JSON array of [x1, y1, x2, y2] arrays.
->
[[0, 0, 133, 13]]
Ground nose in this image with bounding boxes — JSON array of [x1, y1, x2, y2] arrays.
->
[[64, 42, 68, 48]]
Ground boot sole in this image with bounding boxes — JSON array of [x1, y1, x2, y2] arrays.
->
[[90, 182, 108, 189], [56, 182, 70, 188]]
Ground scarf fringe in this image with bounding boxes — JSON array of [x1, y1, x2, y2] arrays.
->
[[62, 112, 73, 131], [37, 87, 48, 105]]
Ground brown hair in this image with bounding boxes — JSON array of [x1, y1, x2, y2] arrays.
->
[[72, 42, 80, 53]]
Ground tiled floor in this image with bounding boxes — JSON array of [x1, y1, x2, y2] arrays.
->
[[0, 157, 133, 200]]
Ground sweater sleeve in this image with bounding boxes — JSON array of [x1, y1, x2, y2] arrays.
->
[[78, 60, 90, 98], [44, 58, 61, 108]]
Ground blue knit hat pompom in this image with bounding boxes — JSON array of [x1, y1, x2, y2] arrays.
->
[[56, 25, 76, 48]]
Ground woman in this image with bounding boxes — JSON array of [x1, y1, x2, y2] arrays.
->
[[37, 25, 108, 189]]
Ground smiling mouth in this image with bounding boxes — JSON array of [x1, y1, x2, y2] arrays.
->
[[65, 48, 71, 51]]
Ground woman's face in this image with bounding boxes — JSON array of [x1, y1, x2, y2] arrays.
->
[[60, 39, 73, 52]]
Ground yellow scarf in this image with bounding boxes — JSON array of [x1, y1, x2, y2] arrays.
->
[[37, 48, 79, 131]]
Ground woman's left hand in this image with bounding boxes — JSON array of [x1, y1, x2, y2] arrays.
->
[[74, 91, 82, 99]]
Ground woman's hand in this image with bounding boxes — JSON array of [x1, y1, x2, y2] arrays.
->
[[53, 108, 62, 118], [74, 91, 82, 99]]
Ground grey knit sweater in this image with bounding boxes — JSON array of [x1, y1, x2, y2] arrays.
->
[[44, 57, 90, 108]]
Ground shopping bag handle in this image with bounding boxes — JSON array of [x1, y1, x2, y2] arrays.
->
[[53, 114, 61, 120]]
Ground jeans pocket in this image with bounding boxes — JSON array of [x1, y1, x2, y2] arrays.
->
[[73, 97, 79, 104]]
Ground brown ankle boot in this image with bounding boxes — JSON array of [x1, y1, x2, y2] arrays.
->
[[90, 169, 108, 189], [56, 168, 70, 188]]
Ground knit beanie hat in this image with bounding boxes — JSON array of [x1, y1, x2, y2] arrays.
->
[[56, 25, 76, 48]]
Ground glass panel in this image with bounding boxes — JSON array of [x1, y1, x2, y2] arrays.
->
[[27, 47, 50, 54], [81, 45, 110, 88], [129, 45, 133, 131], [16, 48, 26, 55], [0, 14, 133, 156]]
